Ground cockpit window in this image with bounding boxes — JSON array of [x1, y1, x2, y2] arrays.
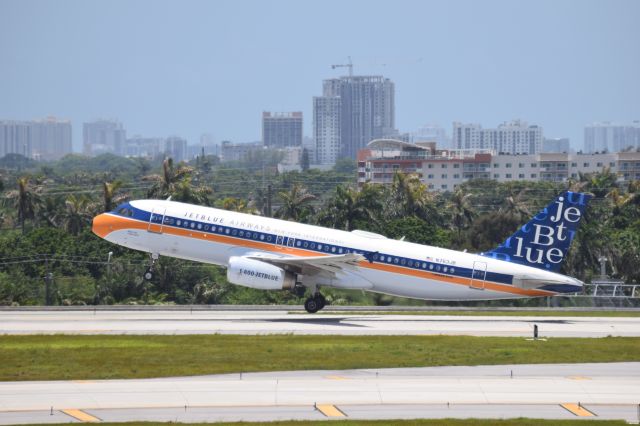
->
[[114, 203, 134, 217]]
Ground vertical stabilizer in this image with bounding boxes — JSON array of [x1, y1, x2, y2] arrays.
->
[[482, 191, 592, 272]]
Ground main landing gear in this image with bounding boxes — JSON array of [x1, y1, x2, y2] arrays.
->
[[144, 253, 159, 281], [304, 292, 327, 314]]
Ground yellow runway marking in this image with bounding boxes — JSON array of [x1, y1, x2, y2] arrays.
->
[[324, 375, 348, 380], [316, 404, 346, 417], [566, 375, 592, 380], [561, 403, 596, 417], [61, 409, 101, 422]]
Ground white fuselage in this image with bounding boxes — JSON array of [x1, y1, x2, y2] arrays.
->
[[92, 200, 583, 301]]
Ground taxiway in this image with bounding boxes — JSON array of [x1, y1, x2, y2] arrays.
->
[[0, 363, 638, 424]]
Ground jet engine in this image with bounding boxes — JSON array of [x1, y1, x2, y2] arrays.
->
[[227, 256, 296, 290]]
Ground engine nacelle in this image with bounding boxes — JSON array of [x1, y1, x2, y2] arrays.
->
[[227, 256, 296, 290]]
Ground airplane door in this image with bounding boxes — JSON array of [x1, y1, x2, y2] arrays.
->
[[147, 208, 166, 234], [470, 261, 487, 290]]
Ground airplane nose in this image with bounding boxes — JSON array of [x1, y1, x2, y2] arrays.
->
[[92, 213, 113, 238]]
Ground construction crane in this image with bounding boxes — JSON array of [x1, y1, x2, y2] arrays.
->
[[331, 56, 353, 77]]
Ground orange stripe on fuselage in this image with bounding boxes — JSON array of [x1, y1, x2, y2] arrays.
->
[[97, 214, 553, 297]]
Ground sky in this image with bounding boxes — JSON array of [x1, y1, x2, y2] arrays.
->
[[1, 0, 639, 152]]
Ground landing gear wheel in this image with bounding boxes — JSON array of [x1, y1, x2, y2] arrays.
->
[[304, 297, 320, 314], [144, 253, 159, 281], [314, 293, 326, 310], [143, 268, 154, 281]]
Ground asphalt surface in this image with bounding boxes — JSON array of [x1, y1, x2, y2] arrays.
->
[[0, 363, 639, 424], [1, 309, 640, 337]]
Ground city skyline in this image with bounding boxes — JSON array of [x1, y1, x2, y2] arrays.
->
[[1, 0, 639, 152]]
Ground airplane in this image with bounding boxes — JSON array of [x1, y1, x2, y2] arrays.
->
[[92, 190, 591, 313]]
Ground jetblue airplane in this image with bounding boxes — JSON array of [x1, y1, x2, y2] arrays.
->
[[92, 191, 591, 313]]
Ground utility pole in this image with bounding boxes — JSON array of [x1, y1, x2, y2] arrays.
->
[[44, 256, 52, 306], [267, 184, 273, 217]]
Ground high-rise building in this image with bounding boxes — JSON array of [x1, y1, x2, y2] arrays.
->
[[313, 96, 342, 165], [0, 120, 32, 159], [452, 120, 543, 154], [584, 121, 640, 153], [164, 136, 187, 162], [543, 138, 570, 153], [220, 140, 263, 162], [125, 136, 165, 158], [313, 75, 395, 165], [83, 120, 126, 156], [262, 112, 303, 148], [0, 117, 72, 161], [412, 124, 450, 148]]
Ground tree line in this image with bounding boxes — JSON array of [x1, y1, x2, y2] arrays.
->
[[0, 152, 637, 306]]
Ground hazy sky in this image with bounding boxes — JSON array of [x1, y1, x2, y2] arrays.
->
[[1, 0, 639, 151]]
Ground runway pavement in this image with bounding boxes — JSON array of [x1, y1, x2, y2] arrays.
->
[[1, 309, 640, 337], [0, 363, 638, 424]]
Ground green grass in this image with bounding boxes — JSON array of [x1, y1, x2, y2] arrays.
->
[[1, 335, 639, 381], [316, 310, 640, 317], [18, 420, 630, 426]]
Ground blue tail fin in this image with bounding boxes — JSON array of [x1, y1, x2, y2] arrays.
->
[[482, 191, 592, 272]]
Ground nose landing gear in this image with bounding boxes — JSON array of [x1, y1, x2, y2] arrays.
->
[[304, 292, 327, 314], [144, 253, 159, 281]]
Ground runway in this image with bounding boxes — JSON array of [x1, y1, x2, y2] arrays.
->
[[1, 363, 638, 424], [1, 309, 640, 337]]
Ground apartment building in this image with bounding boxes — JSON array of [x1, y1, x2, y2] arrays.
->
[[452, 120, 543, 154], [0, 117, 72, 161], [358, 139, 640, 191]]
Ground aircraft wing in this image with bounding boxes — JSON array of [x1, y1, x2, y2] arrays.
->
[[245, 252, 365, 276]]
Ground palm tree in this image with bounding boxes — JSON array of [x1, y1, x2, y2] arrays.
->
[[4, 176, 41, 233], [500, 188, 531, 223], [275, 184, 316, 221], [172, 177, 213, 205], [569, 167, 618, 197], [61, 194, 93, 235], [102, 181, 127, 212], [143, 158, 194, 199], [388, 172, 434, 219], [321, 184, 383, 231], [447, 187, 476, 238], [38, 195, 64, 228], [586, 167, 618, 197], [220, 197, 256, 213]]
